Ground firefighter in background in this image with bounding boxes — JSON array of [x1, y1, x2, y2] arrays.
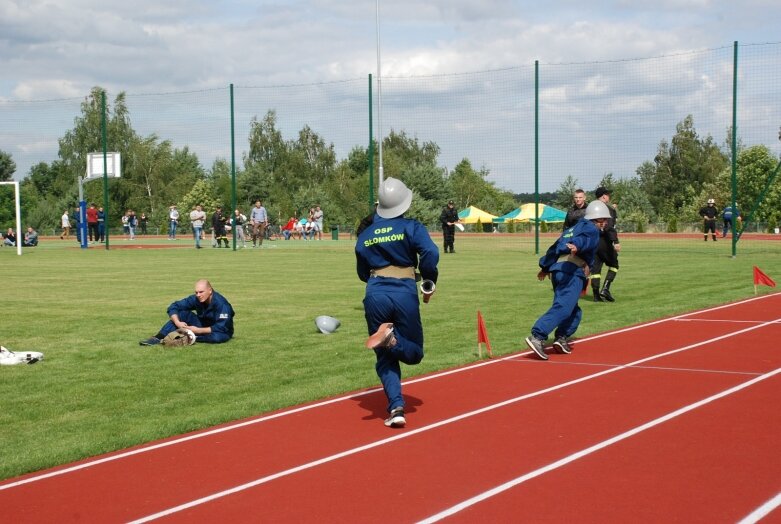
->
[[439, 200, 460, 254], [590, 187, 621, 302], [699, 198, 719, 242]]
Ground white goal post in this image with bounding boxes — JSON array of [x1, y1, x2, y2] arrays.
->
[[0, 181, 21, 255]]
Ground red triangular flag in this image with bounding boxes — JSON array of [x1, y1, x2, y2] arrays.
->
[[753, 266, 776, 287], [477, 311, 493, 357]]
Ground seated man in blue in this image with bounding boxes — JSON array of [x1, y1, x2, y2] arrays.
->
[[356, 177, 440, 428], [525, 200, 611, 360], [139, 279, 235, 346]]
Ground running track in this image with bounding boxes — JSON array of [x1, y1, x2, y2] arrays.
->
[[2, 294, 780, 523]]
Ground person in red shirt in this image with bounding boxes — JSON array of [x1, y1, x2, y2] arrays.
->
[[86, 203, 99, 244], [281, 216, 297, 240]]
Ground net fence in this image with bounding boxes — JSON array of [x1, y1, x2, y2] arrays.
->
[[1, 42, 780, 252]]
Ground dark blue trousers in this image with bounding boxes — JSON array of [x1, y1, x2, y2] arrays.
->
[[159, 310, 230, 343], [364, 287, 424, 413], [531, 271, 584, 340]]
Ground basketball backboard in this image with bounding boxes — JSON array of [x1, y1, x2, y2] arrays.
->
[[86, 152, 121, 180]]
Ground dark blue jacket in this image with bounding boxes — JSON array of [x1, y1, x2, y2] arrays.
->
[[356, 213, 439, 290], [167, 290, 235, 338], [538, 218, 600, 278]]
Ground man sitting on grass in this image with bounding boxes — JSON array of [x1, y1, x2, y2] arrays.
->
[[23, 226, 39, 247], [139, 279, 235, 346]]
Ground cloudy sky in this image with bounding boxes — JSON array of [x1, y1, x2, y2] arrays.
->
[[2, 0, 780, 190]]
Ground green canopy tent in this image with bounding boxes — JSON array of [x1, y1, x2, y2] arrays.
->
[[492, 203, 566, 223]]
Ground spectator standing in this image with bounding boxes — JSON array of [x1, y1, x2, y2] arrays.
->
[[722, 203, 741, 238], [590, 187, 621, 302], [313, 205, 324, 240], [121, 213, 129, 237], [23, 226, 38, 247], [190, 205, 206, 249], [168, 204, 179, 240], [525, 200, 609, 360], [439, 200, 460, 253], [73, 206, 82, 244], [127, 210, 137, 240], [97, 206, 106, 243], [699, 198, 719, 242], [563, 189, 588, 229], [139, 213, 148, 235], [232, 208, 248, 248], [60, 210, 71, 240], [250, 200, 268, 247], [356, 177, 440, 428], [86, 203, 99, 244]]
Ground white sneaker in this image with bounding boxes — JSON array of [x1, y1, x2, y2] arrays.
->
[[384, 407, 406, 428]]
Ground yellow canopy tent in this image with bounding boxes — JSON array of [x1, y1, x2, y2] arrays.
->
[[457, 206, 498, 224]]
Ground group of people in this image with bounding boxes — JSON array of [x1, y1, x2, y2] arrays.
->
[[279, 206, 325, 241], [59, 204, 146, 243], [700, 198, 742, 241], [563, 187, 621, 303], [2, 226, 38, 247], [524, 186, 620, 361]]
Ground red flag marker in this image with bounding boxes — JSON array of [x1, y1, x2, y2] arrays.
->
[[753, 266, 776, 294], [477, 311, 493, 358]]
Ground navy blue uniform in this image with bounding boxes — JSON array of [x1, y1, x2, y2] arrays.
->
[[159, 290, 235, 343], [532, 218, 600, 341], [722, 205, 740, 237], [356, 213, 439, 413]]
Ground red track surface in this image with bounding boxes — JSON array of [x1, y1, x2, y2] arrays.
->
[[2, 295, 780, 523]]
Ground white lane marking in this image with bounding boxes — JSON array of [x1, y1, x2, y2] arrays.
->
[[738, 492, 781, 524], [418, 368, 781, 523], [127, 318, 780, 523], [1, 292, 778, 491]]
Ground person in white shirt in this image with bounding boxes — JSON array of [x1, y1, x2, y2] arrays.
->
[[60, 210, 71, 239], [189, 205, 206, 249], [168, 204, 180, 240]]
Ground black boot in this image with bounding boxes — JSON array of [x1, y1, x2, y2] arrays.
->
[[592, 283, 603, 302], [600, 280, 615, 302]]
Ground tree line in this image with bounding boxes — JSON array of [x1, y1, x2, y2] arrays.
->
[[1, 88, 779, 234]]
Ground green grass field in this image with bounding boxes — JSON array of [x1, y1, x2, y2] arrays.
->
[[1, 233, 780, 480]]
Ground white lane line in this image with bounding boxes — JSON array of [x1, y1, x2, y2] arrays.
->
[[1, 292, 778, 491], [418, 367, 781, 524], [127, 318, 780, 523], [738, 492, 781, 524], [509, 358, 765, 377]]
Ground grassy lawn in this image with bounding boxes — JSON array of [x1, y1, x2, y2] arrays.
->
[[1, 233, 779, 480]]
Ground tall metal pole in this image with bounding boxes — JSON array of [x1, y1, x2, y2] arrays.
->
[[730, 41, 738, 257], [230, 83, 237, 250], [375, 0, 384, 186], [102, 90, 110, 249], [368, 73, 375, 208], [534, 60, 540, 254]]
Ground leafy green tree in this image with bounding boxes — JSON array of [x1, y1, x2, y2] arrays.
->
[[708, 145, 780, 227], [0, 149, 16, 181], [554, 175, 579, 210], [639, 115, 728, 220], [177, 179, 220, 233]]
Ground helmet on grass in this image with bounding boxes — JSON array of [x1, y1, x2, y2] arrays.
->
[[315, 316, 341, 334]]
